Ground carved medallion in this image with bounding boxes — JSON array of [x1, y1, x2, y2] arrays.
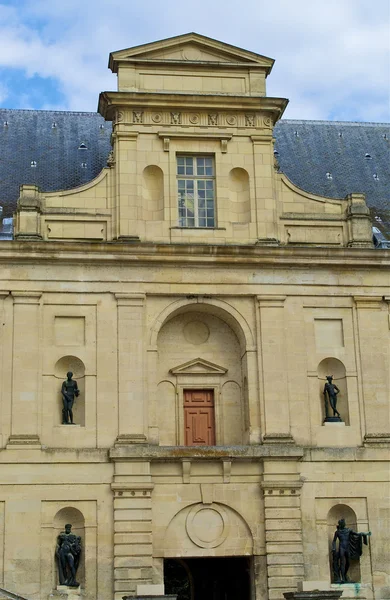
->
[[186, 504, 229, 549], [226, 115, 237, 126], [183, 321, 210, 345], [115, 111, 124, 124], [189, 114, 200, 124], [152, 113, 163, 123], [182, 48, 202, 61]]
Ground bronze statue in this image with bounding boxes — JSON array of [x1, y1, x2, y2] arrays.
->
[[323, 375, 341, 420], [61, 372, 79, 424], [331, 518, 371, 583], [55, 523, 81, 587]]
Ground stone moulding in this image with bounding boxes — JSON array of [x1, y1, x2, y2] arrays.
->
[[284, 593, 342, 600]]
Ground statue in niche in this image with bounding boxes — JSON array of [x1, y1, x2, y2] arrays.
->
[[331, 518, 371, 583], [61, 372, 79, 424], [55, 523, 82, 587], [323, 375, 342, 421]]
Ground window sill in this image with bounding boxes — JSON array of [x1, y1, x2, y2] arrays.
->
[[170, 226, 226, 231]]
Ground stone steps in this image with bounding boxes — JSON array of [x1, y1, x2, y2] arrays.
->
[[0, 588, 29, 600]]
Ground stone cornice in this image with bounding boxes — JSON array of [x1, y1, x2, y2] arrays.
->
[[109, 444, 304, 461], [0, 242, 389, 270], [98, 91, 288, 122]]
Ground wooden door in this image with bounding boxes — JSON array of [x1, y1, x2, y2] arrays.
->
[[184, 389, 215, 446]]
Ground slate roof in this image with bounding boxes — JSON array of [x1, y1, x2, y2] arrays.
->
[[0, 108, 389, 239], [274, 120, 390, 239], [0, 109, 111, 217]]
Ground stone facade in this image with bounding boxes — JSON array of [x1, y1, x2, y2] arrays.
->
[[0, 33, 388, 600]]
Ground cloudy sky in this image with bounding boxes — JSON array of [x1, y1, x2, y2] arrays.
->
[[0, 0, 389, 122]]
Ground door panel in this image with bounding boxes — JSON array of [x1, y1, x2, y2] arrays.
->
[[184, 390, 215, 446]]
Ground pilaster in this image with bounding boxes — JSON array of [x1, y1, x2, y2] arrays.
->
[[354, 296, 390, 440], [262, 459, 304, 600], [252, 134, 278, 243], [115, 293, 147, 445], [113, 129, 140, 241], [8, 291, 42, 447], [111, 457, 154, 600], [257, 296, 294, 443]]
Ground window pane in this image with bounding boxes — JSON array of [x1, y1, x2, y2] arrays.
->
[[177, 155, 215, 228]]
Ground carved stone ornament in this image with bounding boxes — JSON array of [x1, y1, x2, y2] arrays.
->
[[208, 113, 218, 126], [189, 113, 200, 124], [152, 113, 163, 123], [226, 115, 237, 126], [107, 150, 115, 167], [263, 117, 272, 128], [115, 111, 124, 123], [171, 112, 181, 125], [245, 114, 255, 127], [186, 503, 229, 549], [133, 111, 143, 124]]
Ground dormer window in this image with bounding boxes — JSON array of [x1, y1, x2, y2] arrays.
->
[[177, 156, 215, 228]]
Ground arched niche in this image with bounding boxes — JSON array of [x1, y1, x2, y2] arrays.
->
[[142, 165, 164, 221], [53, 507, 85, 588], [317, 357, 350, 425], [228, 167, 250, 224], [156, 310, 246, 445], [150, 297, 254, 355], [54, 356, 85, 426], [327, 504, 360, 583]]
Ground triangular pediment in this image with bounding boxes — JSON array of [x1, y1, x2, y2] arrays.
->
[[109, 32, 274, 73], [170, 357, 228, 375]]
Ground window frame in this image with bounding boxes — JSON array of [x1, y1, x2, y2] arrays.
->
[[176, 155, 216, 228]]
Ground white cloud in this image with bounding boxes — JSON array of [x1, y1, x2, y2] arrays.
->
[[0, 0, 388, 119]]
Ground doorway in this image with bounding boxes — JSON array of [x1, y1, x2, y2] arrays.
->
[[184, 389, 215, 446], [164, 556, 251, 600]]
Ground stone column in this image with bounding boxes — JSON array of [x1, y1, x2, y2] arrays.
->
[[8, 291, 42, 447], [355, 296, 390, 444], [257, 296, 294, 444], [115, 293, 147, 445], [110, 452, 154, 600], [262, 459, 304, 600]]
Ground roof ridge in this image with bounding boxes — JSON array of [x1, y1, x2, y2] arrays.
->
[[0, 108, 101, 117], [278, 119, 390, 127]]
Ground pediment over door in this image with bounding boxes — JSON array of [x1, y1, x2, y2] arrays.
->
[[169, 357, 228, 376]]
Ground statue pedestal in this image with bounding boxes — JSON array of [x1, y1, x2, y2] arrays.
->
[[49, 586, 82, 600], [296, 581, 370, 599], [284, 592, 342, 600], [123, 597, 177, 600]]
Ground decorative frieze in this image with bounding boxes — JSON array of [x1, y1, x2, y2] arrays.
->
[[112, 109, 274, 129]]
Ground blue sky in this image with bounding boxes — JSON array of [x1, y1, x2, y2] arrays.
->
[[0, 0, 389, 121]]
